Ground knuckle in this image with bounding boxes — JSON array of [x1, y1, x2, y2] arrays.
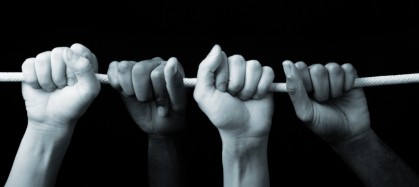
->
[[247, 60, 261, 68], [325, 62, 342, 74], [117, 61, 133, 73], [263, 66, 275, 79], [228, 55, 245, 64], [22, 58, 35, 70], [309, 64, 326, 76], [35, 51, 51, 61], [150, 68, 164, 80], [295, 61, 308, 69]]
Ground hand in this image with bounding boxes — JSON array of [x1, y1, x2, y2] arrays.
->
[[22, 43, 101, 130], [282, 60, 371, 144], [193, 44, 275, 139], [107, 57, 186, 136]]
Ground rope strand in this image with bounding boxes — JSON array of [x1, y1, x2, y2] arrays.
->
[[2, 72, 419, 92]]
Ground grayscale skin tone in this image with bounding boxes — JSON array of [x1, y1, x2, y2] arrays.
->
[[282, 60, 419, 187], [194, 44, 274, 187], [5, 43, 101, 187], [107, 57, 186, 187]]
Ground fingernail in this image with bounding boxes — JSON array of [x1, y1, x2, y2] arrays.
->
[[238, 93, 250, 101], [64, 48, 75, 62], [157, 106, 166, 117], [218, 83, 227, 92], [252, 94, 261, 100], [287, 84, 297, 95], [282, 60, 292, 79], [121, 91, 129, 97], [172, 61, 178, 74]]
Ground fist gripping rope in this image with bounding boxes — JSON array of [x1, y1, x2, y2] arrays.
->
[[1, 72, 419, 92]]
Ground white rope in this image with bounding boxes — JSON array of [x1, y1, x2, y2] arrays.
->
[[1, 72, 419, 92]]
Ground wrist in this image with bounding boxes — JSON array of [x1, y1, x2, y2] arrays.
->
[[148, 133, 181, 140], [221, 136, 269, 157], [221, 136, 270, 187], [148, 133, 184, 144], [27, 120, 75, 140], [330, 128, 378, 153]]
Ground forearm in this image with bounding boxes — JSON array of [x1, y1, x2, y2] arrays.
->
[[221, 136, 270, 187], [5, 123, 74, 187], [332, 130, 419, 187], [148, 135, 185, 187]]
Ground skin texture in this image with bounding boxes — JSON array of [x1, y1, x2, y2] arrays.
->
[[194, 44, 274, 187], [5, 43, 101, 187], [107, 57, 186, 187], [283, 60, 419, 187]]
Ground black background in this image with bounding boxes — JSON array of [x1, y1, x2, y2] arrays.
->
[[1, 1, 418, 186]]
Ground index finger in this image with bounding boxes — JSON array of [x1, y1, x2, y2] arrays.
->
[[164, 57, 187, 112]]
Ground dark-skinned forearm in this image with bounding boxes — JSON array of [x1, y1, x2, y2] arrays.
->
[[332, 130, 419, 187], [148, 135, 186, 187]]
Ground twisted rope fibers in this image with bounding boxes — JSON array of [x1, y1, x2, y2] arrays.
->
[[1, 72, 419, 92]]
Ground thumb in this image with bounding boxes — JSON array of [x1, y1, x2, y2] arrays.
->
[[282, 60, 313, 123], [194, 44, 223, 98], [64, 48, 101, 99]]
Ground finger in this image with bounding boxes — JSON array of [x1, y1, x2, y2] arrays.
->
[[64, 48, 100, 99], [50, 47, 67, 88], [66, 47, 77, 86], [117, 61, 136, 97], [66, 67, 77, 86], [214, 51, 229, 92], [70, 43, 98, 72], [107, 61, 122, 92], [34, 51, 56, 92], [253, 66, 275, 99], [227, 55, 246, 95], [309, 64, 329, 102], [152, 57, 164, 61], [194, 44, 223, 99], [121, 96, 152, 124], [164, 57, 187, 112], [342, 63, 358, 92], [21, 58, 41, 89], [151, 63, 170, 117], [325, 62, 344, 98], [132, 60, 160, 102], [295, 61, 313, 93], [238, 60, 262, 100], [282, 60, 313, 124]]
